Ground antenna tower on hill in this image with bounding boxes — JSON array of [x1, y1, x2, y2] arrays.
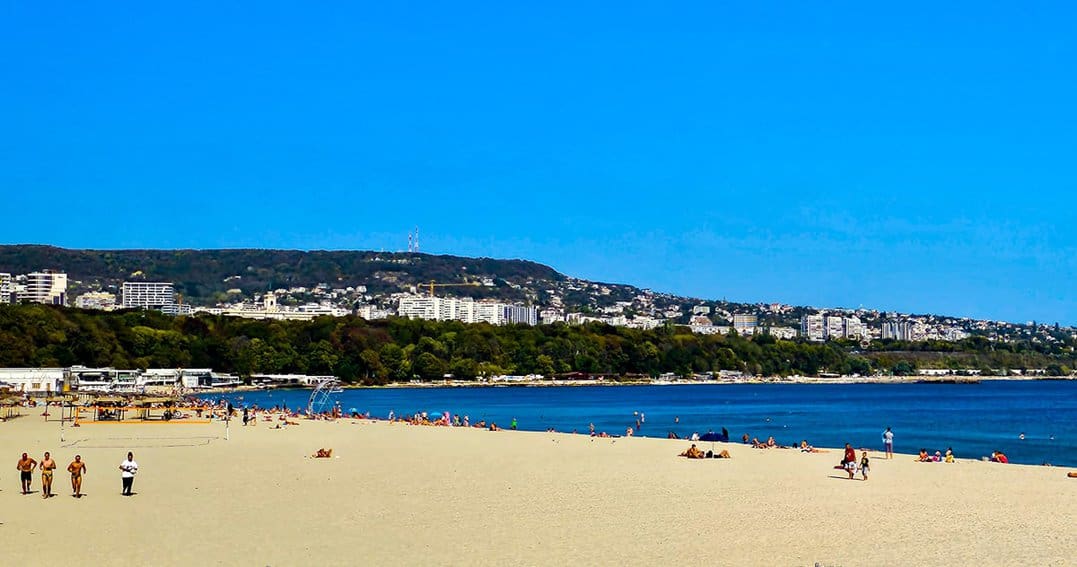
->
[[406, 227, 421, 253]]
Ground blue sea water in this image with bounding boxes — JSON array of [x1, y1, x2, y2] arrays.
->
[[204, 380, 1077, 467]]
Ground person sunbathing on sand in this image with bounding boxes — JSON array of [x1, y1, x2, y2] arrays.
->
[[312, 448, 333, 458], [679, 444, 705, 459], [916, 449, 931, 462], [766, 436, 777, 448]]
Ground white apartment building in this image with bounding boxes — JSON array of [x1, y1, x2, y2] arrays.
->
[[22, 270, 68, 305], [0, 273, 12, 304], [801, 314, 825, 341], [882, 320, 915, 341], [733, 314, 758, 334], [122, 281, 176, 310], [802, 313, 864, 341], [397, 295, 537, 326]]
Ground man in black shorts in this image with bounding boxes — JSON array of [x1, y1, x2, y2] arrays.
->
[[16, 452, 37, 494]]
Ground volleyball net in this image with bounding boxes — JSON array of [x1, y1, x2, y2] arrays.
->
[[62, 405, 228, 448], [73, 405, 216, 425]]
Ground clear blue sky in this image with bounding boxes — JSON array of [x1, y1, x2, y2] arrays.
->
[[2, 3, 1075, 324]]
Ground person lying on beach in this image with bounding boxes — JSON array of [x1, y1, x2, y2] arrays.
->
[[800, 440, 826, 453], [766, 436, 777, 448], [945, 448, 955, 463], [312, 448, 333, 458], [751, 437, 765, 448], [489, 423, 500, 431], [679, 444, 705, 459], [991, 451, 1009, 463], [917, 449, 932, 462]]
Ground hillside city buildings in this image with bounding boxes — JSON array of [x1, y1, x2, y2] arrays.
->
[[0, 265, 1040, 345]]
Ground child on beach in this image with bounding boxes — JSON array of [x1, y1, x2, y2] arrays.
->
[[860, 451, 870, 481]]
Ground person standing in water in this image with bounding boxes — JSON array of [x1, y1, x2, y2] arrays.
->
[[883, 427, 894, 459], [119, 452, 138, 496], [67, 455, 87, 498], [40, 451, 57, 498]]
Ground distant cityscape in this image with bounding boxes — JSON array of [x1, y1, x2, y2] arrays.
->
[[3, 266, 1073, 348]]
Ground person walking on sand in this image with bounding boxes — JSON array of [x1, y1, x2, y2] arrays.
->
[[843, 443, 857, 480], [119, 452, 138, 496], [883, 427, 894, 459], [67, 455, 87, 498], [860, 451, 870, 481], [40, 451, 57, 498], [17, 452, 37, 494]]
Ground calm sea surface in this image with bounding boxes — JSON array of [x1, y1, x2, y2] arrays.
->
[[203, 380, 1077, 467]]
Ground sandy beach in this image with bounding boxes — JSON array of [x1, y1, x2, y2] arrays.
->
[[1, 413, 1074, 566]]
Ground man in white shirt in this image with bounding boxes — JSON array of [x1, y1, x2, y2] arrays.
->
[[119, 452, 138, 496], [883, 427, 894, 460]]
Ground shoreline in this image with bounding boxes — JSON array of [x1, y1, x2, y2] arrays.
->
[[219, 374, 1075, 392]]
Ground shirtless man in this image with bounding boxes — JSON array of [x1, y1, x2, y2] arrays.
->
[[16, 452, 37, 494], [67, 455, 87, 498], [40, 451, 57, 498]]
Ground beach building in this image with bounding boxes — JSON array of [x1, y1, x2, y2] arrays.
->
[[22, 270, 67, 305], [0, 368, 67, 393], [250, 374, 333, 387]]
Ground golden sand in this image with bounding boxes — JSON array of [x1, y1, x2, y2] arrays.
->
[[1, 415, 1074, 566]]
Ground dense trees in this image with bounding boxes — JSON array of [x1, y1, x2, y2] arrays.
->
[[0, 305, 1074, 384]]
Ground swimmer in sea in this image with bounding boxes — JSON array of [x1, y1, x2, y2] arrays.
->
[[67, 455, 86, 498]]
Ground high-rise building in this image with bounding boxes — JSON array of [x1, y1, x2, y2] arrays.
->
[[733, 314, 758, 334], [881, 320, 914, 341], [397, 296, 536, 326], [22, 271, 68, 305], [0, 273, 12, 304], [800, 314, 825, 341], [122, 282, 176, 310]]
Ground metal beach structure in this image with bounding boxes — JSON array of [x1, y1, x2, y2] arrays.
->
[[307, 378, 342, 416]]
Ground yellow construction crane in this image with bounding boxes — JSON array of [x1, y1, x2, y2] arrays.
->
[[425, 280, 480, 297]]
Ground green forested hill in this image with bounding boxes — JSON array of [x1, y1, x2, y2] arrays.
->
[[0, 304, 1072, 382], [0, 245, 565, 304]]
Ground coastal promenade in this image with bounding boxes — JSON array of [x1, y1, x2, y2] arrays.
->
[[1, 415, 1074, 565]]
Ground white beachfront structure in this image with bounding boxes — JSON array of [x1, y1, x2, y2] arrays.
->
[[0, 368, 67, 393]]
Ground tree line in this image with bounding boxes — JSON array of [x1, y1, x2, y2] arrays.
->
[[0, 305, 1073, 384]]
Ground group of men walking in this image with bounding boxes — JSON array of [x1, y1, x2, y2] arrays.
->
[[15, 451, 137, 498]]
